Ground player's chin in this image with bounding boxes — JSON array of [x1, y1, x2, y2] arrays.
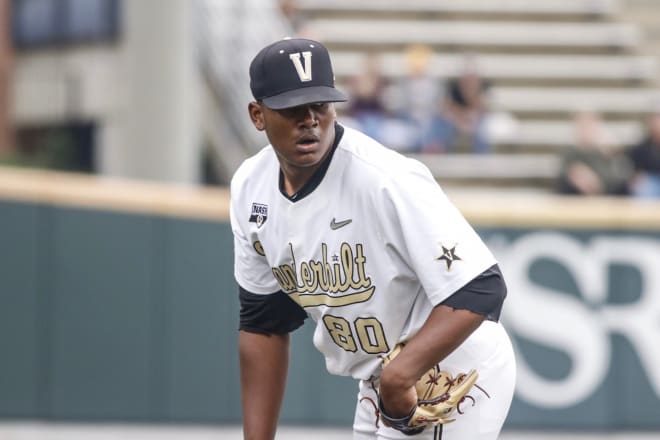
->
[[289, 151, 324, 168]]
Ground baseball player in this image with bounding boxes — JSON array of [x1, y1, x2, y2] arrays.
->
[[231, 37, 516, 440]]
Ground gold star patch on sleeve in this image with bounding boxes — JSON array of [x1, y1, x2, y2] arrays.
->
[[436, 244, 461, 271]]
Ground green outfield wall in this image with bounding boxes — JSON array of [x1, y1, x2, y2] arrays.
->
[[1, 167, 659, 430]]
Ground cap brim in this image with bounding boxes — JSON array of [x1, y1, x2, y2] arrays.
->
[[261, 86, 347, 110]]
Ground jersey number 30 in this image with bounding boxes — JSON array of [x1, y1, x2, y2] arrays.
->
[[322, 315, 389, 354]]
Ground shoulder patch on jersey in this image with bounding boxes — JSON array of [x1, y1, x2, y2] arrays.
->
[[436, 243, 462, 271], [249, 203, 269, 228]]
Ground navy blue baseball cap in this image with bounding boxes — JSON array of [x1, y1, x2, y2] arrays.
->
[[249, 38, 347, 109]]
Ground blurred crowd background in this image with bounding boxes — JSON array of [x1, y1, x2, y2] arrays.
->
[[1, 0, 660, 198]]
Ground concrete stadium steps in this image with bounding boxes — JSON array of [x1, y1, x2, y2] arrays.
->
[[407, 153, 561, 188], [490, 86, 660, 116], [331, 52, 658, 85], [500, 119, 643, 149], [308, 19, 640, 52], [334, 114, 643, 152], [296, 0, 620, 19]]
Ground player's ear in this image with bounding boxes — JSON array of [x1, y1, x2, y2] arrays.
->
[[248, 101, 266, 131]]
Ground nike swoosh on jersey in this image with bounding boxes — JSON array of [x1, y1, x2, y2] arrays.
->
[[330, 218, 352, 230]]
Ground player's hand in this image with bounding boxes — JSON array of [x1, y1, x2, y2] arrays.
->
[[378, 373, 417, 420], [378, 348, 423, 434], [377, 343, 480, 435]]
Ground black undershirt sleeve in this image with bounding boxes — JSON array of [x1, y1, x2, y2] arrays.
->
[[239, 286, 308, 335], [440, 264, 507, 322]]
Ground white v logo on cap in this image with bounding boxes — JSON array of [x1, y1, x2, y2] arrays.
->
[[289, 51, 312, 82]]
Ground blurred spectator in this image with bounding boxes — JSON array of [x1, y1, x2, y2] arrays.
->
[[426, 55, 493, 154], [278, 0, 316, 38], [625, 112, 660, 198], [346, 52, 389, 142], [386, 44, 443, 152], [556, 111, 632, 196], [278, 0, 302, 29]]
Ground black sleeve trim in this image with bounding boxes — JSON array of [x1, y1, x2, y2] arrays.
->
[[440, 264, 507, 322], [239, 286, 308, 335]]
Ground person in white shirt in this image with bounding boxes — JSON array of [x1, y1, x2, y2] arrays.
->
[[231, 37, 516, 440]]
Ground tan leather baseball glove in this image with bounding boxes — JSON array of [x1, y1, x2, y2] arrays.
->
[[378, 344, 479, 435]]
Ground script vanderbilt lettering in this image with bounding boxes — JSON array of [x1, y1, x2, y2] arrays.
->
[[297, 286, 375, 308], [309, 260, 330, 291], [300, 261, 317, 291], [272, 264, 296, 292], [272, 242, 374, 308], [352, 243, 370, 289]]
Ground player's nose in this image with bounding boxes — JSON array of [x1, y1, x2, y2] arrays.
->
[[296, 104, 319, 127]]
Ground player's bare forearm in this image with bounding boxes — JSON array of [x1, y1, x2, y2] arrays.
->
[[379, 305, 485, 417], [239, 330, 290, 440]]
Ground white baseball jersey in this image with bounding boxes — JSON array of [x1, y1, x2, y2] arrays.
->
[[230, 125, 498, 380]]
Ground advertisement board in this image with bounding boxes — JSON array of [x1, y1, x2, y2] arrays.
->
[[481, 228, 660, 429]]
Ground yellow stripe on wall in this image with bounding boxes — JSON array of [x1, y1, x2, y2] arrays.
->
[[1, 166, 660, 229]]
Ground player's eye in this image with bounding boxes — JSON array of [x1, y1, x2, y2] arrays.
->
[[277, 103, 329, 119], [311, 102, 329, 112]]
